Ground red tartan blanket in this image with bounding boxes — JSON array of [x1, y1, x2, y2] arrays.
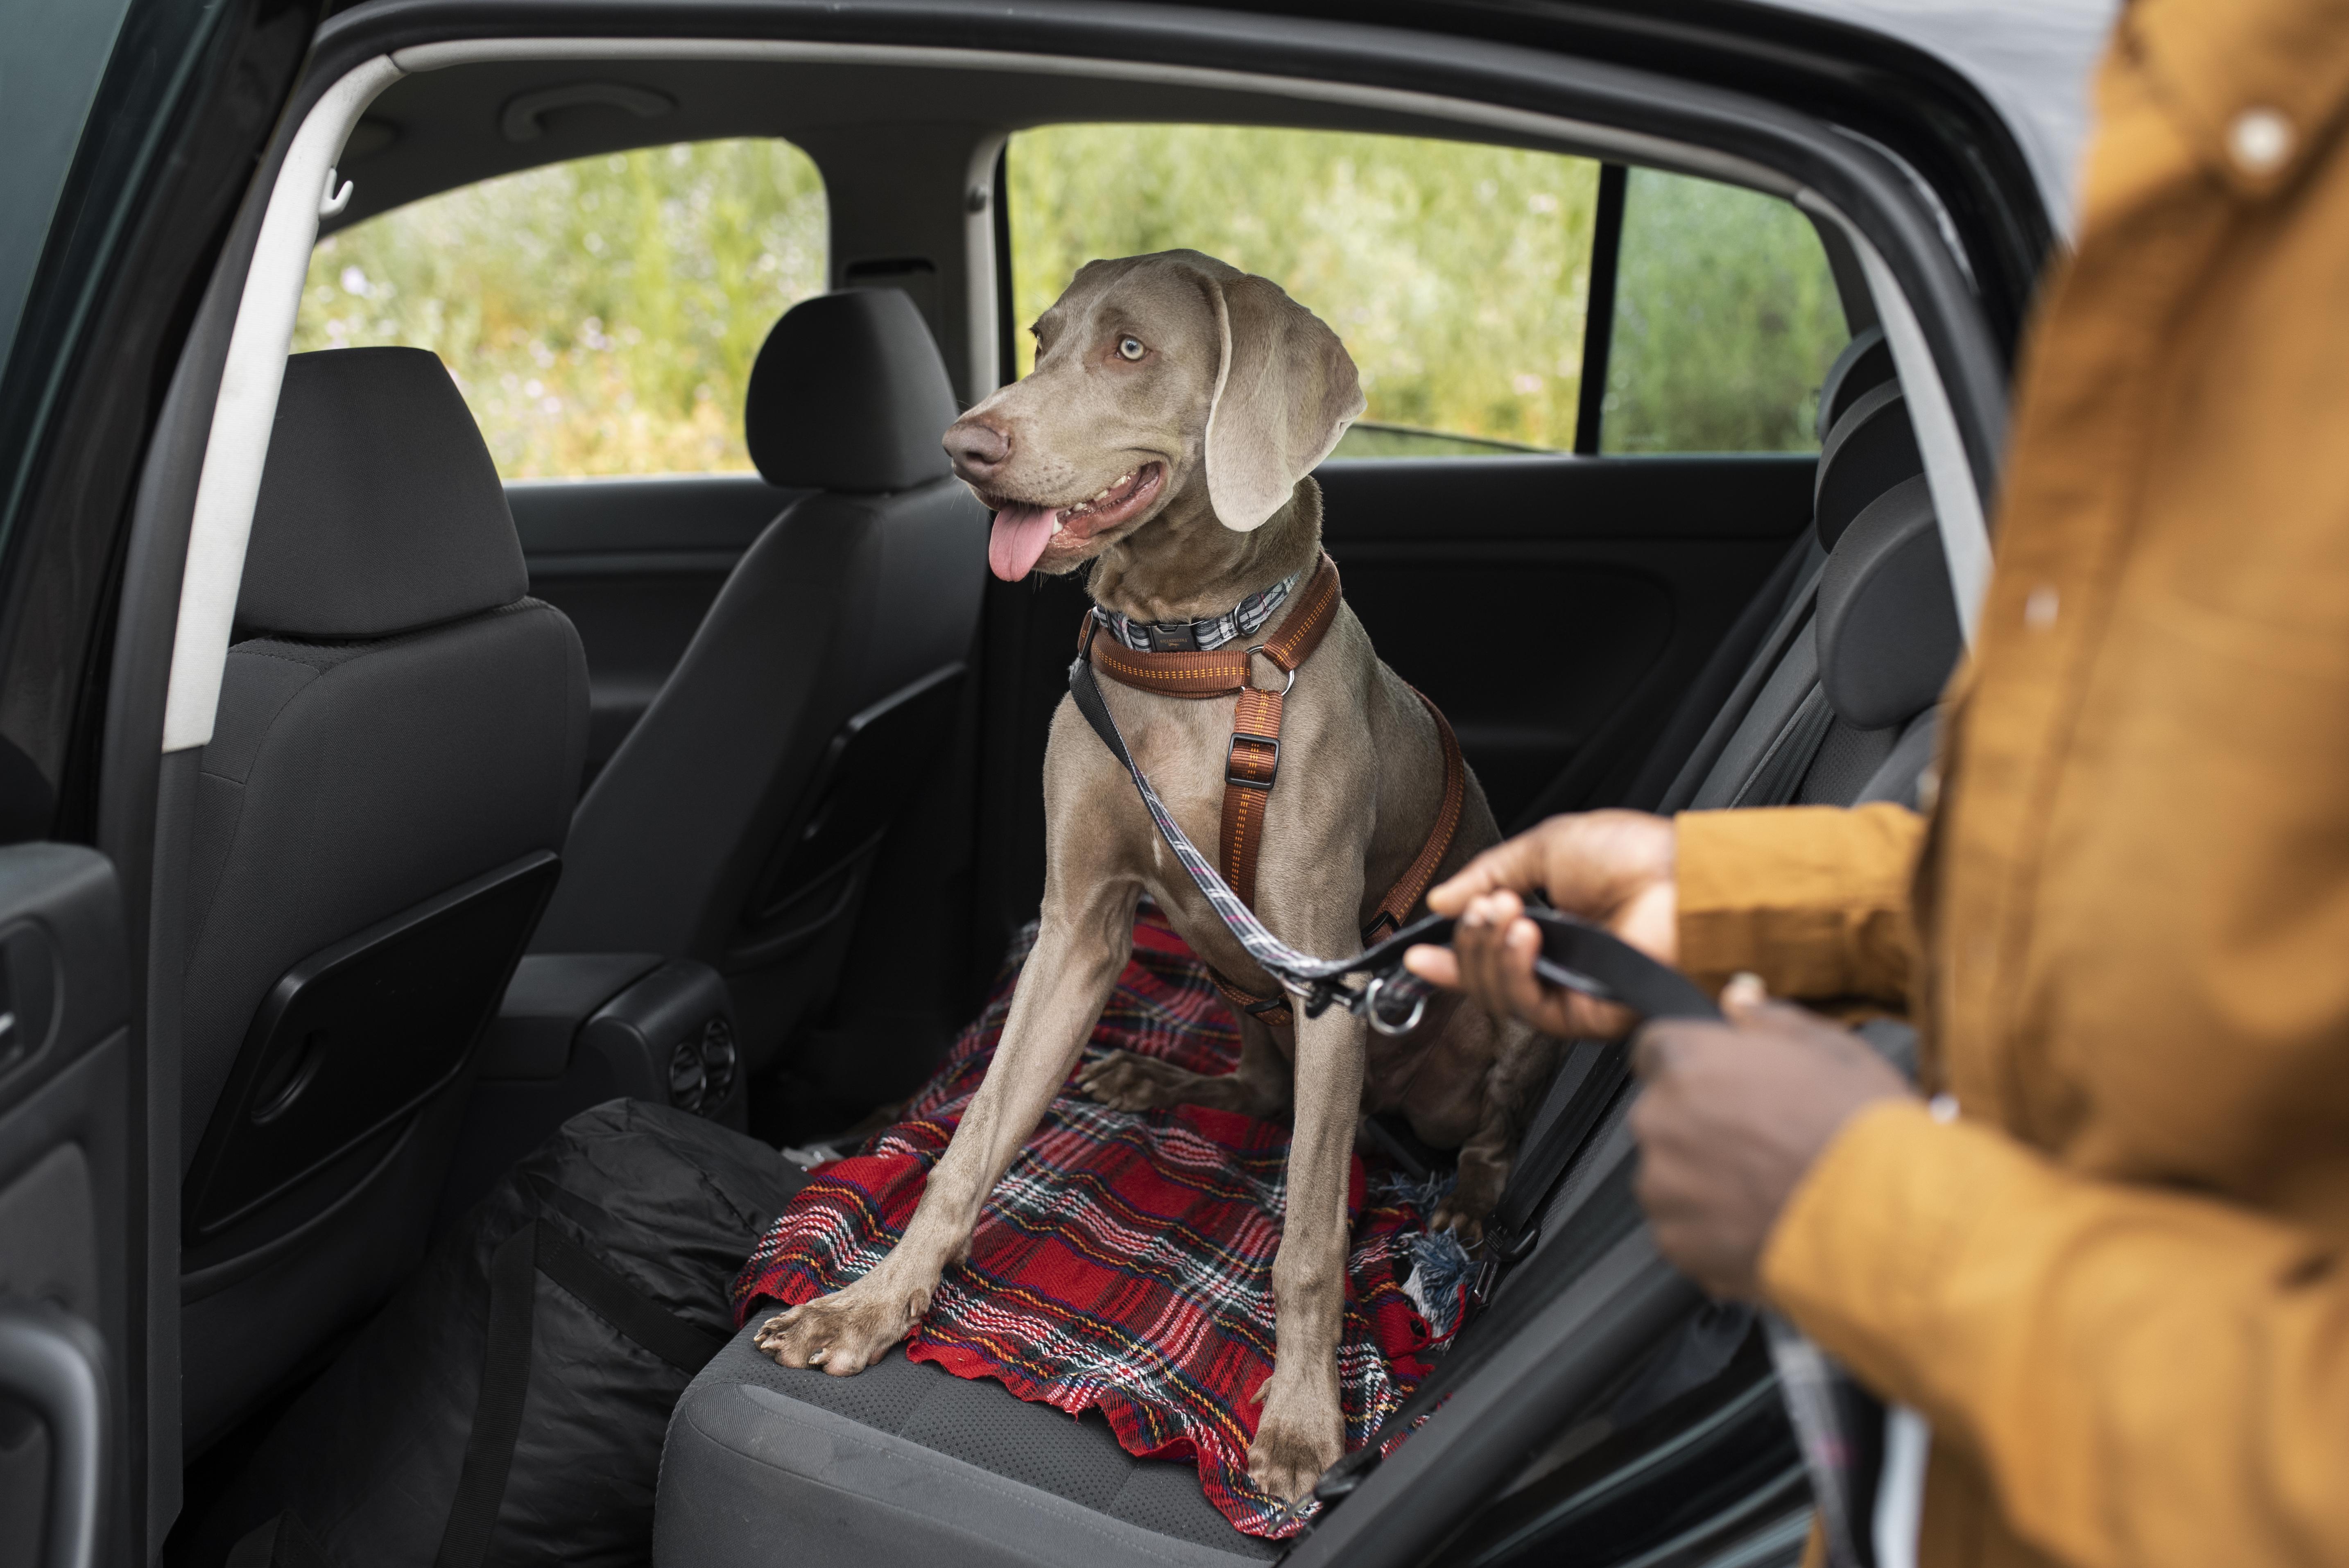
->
[[732, 910, 1466, 1539]]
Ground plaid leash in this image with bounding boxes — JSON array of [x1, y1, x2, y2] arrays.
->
[[1068, 643, 1442, 1033]]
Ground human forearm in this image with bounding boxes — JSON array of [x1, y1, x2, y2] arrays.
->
[[1674, 803, 1923, 1005], [1763, 1102, 2349, 1568]]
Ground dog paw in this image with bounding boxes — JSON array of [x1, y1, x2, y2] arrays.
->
[[753, 1274, 932, 1376], [1430, 1171, 1503, 1246], [1077, 1050, 1192, 1111], [1247, 1375, 1345, 1504]]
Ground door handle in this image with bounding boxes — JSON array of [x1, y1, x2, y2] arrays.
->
[[0, 1302, 106, 1568]]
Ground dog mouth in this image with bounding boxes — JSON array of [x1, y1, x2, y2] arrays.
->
[[983, 462, 1166, 581]]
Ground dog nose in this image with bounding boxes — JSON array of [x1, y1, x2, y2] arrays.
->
[[944, 418, 1010, 478]]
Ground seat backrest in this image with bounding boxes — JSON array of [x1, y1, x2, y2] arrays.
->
[[1654, 379, 1924, 812], [180, 346, 588, 1444], [531, 291, 987, 1068], [1815, 325, 1893, 442]]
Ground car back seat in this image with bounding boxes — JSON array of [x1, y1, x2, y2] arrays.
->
[[1654, 377, 1926, 813], [647, 347, 1963, 1568], [1618, 330, 1909, 810]]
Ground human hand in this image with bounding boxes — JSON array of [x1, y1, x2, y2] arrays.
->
[[1629, 975, 1911, 1298], [1402, 810, 1677, 1038]]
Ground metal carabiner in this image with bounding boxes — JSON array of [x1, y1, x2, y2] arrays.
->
[[1361, 973, 1428, 1037]]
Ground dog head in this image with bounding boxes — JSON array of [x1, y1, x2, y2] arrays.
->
[[945, 250, 1364, 581]]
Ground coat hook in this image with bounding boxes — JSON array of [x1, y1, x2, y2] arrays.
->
[[319, 166, 353, 219]]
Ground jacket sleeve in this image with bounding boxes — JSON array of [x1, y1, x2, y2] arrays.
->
[[1763, 1100, 2349, 1568], [1672, 803, 1924, 1005]]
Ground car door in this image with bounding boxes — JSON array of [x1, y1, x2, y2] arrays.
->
[[0, 0, 316, 1562]]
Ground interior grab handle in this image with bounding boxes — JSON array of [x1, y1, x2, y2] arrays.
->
[[0, 1301, 107, 1568]]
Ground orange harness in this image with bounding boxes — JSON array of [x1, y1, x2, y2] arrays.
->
[[1079, 553, 1468, 1024]]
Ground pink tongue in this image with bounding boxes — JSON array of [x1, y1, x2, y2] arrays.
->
[[988, 503, 1059, 581]]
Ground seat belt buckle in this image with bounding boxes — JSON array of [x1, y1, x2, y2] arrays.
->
[[1484, 1219, 1540, 1266], [1469, 1257, 1500, 1307], [1225, 733, 1280, 789]]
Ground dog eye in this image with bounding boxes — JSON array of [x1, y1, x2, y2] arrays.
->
[[1116, 335, 1146, 361]]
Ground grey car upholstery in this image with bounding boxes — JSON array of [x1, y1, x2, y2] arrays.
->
[[1672, 381, 1939, 813], [181, 346, 588, 1447], [656, 1329, 1281, 1566], [1817, 475, 1962, 731], [531, 290, 989, 1070]]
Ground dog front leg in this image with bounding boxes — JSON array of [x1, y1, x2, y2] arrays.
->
[[757, 885, 1139, 1375], [1247, 1002, 1365, 1502]]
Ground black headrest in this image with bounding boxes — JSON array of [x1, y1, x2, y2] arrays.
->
[[1815, 326, 1894, 441], [241, 348, 526, 639], [1815, 380, 1922, 550], [744, 290, 959, 492], [1817, 474, 1961, 730]]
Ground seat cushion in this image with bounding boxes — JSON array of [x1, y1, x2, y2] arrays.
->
[[655, 1326, 1281, 1566]]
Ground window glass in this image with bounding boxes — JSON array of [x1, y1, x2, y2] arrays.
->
[[1599, 170, 1847, 453], [295, 139, 826, 477], [1007, 127, 1599, 457]]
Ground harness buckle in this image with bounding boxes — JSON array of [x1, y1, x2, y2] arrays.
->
[[1225, 733, 1280, 790]]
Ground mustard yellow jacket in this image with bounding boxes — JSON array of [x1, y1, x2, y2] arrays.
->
[[1674, 2, 2349, 1565]]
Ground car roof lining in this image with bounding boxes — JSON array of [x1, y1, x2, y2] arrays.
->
[[332, 48, 1804, 238]]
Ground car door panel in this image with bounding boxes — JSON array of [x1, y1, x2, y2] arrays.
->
[[0, 844, 133, 1568], [507, 475, 803, 781], [1318, 453, 1815, 827]]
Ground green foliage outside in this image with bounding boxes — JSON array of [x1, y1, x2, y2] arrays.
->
[[1600, 170, 1849, 453], [294, 128, 1847, 477], [1008, 125, 1601, 456], [295, 140, 827, 476]]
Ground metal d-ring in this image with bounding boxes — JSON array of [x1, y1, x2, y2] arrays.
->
[[1362, 974, 1427, 1037], [1244, 645, 1297, 695]]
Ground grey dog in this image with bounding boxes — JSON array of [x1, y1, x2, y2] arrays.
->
[[756, 250, 1555, 1502]]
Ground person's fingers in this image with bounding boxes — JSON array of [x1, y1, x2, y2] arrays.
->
[[1495, 918, 1556, 1022], [1402, 944, 1460, 987], [1428, 833, 1552, 915], [1718, 972, 1768, 1020]]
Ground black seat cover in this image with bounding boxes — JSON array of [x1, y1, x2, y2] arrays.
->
[[531, 290, 987, 1077], [181, 346, 588, 1446]]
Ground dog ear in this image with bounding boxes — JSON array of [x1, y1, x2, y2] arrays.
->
[[1201, 274, 1365, 533]]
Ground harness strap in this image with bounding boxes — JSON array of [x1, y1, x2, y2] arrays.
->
[[1083, 554, 1464, 1025]]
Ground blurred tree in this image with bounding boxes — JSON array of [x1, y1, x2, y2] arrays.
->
[[295, 139, 826, 476], [1600, 170, 1848, 453]]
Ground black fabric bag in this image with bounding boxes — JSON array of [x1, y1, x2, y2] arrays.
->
[[192, 1100, 806, 1568]]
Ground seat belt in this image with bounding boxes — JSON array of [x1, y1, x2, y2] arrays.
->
[[1729, 683, 1837, 808]]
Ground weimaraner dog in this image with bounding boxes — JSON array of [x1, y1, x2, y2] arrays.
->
[[756, 250, 1554, 1501]]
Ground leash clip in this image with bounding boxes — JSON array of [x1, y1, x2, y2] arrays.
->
[[1360, 973, 1428, 1036]]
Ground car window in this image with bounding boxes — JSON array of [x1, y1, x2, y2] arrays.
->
[[295, 138, 826, 477], [1007, 129, 1853, 461], [1597, 168, 1848, 453], [1007, 126, 1602, 458]]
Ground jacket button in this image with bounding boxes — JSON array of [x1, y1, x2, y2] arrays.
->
[[2227, 107, 2294, 176]]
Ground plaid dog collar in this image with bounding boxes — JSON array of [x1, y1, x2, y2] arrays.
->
[[1096, 567, 1304, 653]]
